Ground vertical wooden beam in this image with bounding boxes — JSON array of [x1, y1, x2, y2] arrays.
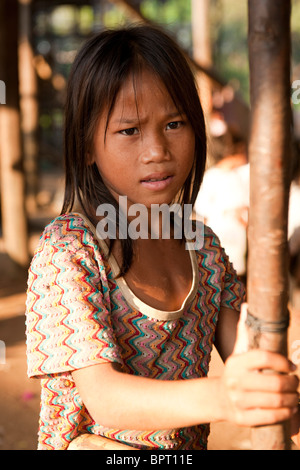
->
[[247, 0, 292, 449], [19, 0, 39, 213], [0, 0, 29, 267]]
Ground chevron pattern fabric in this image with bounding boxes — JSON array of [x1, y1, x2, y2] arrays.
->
[[26, 214, 245, 450]]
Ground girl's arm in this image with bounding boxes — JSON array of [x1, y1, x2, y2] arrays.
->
[[72, 306, 299, 430], [73, 362, 225, 429]]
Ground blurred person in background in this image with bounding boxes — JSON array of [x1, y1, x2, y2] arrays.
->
[[194, 111, 249, 284]]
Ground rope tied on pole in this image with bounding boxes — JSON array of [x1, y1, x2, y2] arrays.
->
[[246, 310, 290, 334]]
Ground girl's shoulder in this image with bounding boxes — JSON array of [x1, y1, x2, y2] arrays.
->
[[191, 220, 223, 253], [194, 222, 246, 307], [202, 223, 223, 248], [34, 212, 101, 256], [193, 221, 232, 268]]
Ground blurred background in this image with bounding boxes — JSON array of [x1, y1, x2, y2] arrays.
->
[[0, 0, 300, 450]]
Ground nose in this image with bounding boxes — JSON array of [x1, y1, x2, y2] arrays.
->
[[139, 132, 170, 164]]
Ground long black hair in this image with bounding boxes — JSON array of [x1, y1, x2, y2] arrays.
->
[[62, 24, 207, 275]]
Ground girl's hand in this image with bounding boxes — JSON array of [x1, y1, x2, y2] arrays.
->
[[219, 304, 299, 427], [220, 349, 299, 427]]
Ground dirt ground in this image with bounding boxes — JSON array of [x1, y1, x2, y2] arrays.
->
[[0, 231, 300, 451]]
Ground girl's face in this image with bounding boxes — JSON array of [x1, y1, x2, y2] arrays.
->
[[91, 68, 195, 209]]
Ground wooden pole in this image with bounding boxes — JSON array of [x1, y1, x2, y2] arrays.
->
[[247, 0, 292, 449], [19, 0, 39, 214], [0, 0, 29, 267]]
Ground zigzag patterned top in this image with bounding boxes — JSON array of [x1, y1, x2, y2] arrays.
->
[[25, 213, 245, 450]]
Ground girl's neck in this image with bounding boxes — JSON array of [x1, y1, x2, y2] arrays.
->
[[112, 237, 193, 312]]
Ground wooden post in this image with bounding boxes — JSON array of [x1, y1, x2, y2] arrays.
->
[[19, 0, 39, 214], [0, 0, 29, 267], [247, 0, 292, 449]]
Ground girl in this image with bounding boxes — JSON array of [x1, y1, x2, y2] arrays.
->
[[26, 25, 299, 451]]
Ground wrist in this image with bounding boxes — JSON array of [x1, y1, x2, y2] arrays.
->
[[208, 377, 227, 423]]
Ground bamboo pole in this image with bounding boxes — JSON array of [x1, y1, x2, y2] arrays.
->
[[247, 0, 292, 450]]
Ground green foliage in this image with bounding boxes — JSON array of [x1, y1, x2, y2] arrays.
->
[[139, 0, 250, 102], [292, 0, 300, 31], [141, 0, 190, 24], [209, 0, 300, 103], [210, 0, 249, 102], [102, 5, 127, 28]]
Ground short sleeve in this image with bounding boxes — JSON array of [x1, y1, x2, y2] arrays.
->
[[201, 224, 245, 312], [25, 216, 123, 378], [219, 241, 245, 311]]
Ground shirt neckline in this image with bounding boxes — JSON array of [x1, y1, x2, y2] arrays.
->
[[69, 211, 199, 321]]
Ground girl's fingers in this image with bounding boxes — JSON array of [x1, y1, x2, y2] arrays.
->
[[227, 348, 297, 376], [233, 406, 297, 428], [238, 370, 300, 393], [231, 391, 299, 411]]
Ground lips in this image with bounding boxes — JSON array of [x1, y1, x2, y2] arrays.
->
[[140, 173, 174, 191], [142, 175, 169, 182], [141, 172, 172, 182]]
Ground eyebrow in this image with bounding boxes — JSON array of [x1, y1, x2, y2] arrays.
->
[[111, 111, 184, 126], [112, 118, 139, 125]]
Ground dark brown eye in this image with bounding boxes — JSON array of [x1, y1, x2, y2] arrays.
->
[[166, 121, 182, 130], [120, 127, 138, 136]]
